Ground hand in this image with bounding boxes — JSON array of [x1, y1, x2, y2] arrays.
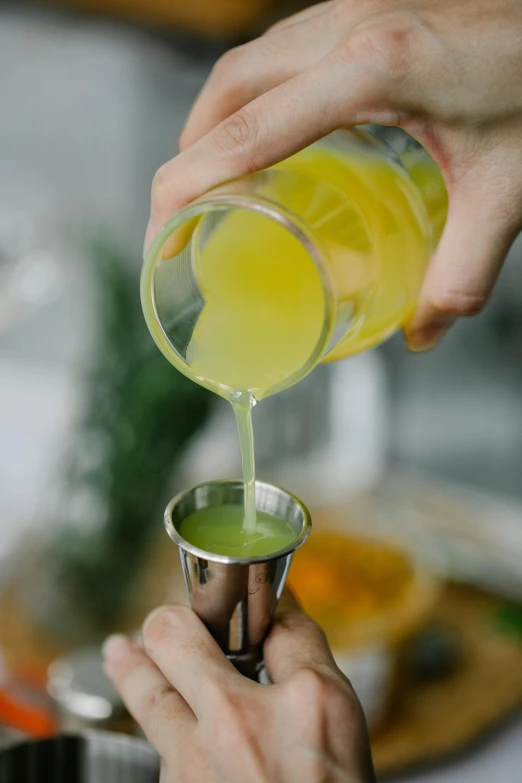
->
[[103, 593, 376, 783], [145, 0, 522, 351]]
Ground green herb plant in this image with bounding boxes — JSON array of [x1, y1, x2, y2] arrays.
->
[[30, 238, 212, 641]]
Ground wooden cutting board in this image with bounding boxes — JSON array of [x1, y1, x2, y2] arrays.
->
[[371, 582, 522, 777]]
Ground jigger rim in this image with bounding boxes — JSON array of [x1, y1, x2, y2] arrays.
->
[[164, 479, 311, 565]]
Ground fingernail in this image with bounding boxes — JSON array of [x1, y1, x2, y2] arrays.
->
[[406, 318, 455, 352], [102, 634, 131, 662]]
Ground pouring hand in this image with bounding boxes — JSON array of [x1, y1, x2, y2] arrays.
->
[[103, 594, 375, 783], [145, 0, 522, 351]]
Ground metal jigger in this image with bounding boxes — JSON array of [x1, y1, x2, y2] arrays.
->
[[164, 480, 311, 680]]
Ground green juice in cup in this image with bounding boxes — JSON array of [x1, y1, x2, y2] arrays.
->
[[178, 505, 295, 557]]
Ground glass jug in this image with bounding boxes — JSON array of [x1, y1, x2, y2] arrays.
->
[[141, 127, 447, 401]]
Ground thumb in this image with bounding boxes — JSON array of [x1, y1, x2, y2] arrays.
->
[[264, 588, 341, 684], [405, 175, 521, 351], [274, 586, 303, 615]]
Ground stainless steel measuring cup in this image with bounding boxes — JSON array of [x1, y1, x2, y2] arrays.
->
[[164, 479, 311, 680]]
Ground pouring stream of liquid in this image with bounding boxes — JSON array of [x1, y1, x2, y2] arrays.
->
[[231, 391, 257, 533]]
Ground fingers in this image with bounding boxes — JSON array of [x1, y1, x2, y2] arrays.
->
[[102, 634, 195, 758], [180, 7, 339, 151], [145, 53, 395, 249], [146, 67, 338, 248], [264, 591, 342, 684], [146, 13, 429, 248], [405, 175, 521, 350], [142, 605, 250, 717]]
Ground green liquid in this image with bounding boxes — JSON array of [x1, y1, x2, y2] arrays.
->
[[179, 504, 295, 557], [231, 392, 256, 533]]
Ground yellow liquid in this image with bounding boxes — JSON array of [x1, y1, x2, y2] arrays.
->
[[147, 139, 447, 540], [187, 143, 445, 398], [178, 504, 295, 557]]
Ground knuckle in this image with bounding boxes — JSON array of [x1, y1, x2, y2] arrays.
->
[[427, 289, 487, 317], [219, 111, 256, 151], [141, 682, 174, 719], [211, 46, 245, 84], [340, 18, 420, 76], [215, 111, 260, 171], [289, 668, 331, 705], [143, 605, 195, 649], [258, 29, 289, 57], [267, 612, 338, 671], [287, 666, 359, 721], [207, 49, 249, 112], [151, 164, 172, 204]]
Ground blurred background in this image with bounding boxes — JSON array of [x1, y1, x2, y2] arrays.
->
[[1, 1, 522, 781]]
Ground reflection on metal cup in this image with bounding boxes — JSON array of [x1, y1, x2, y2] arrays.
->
[[164, 480, 311, 679], [0, 731, 159, 783]]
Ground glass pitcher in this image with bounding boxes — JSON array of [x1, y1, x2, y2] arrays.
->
[[141, 127, 447, 402]]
